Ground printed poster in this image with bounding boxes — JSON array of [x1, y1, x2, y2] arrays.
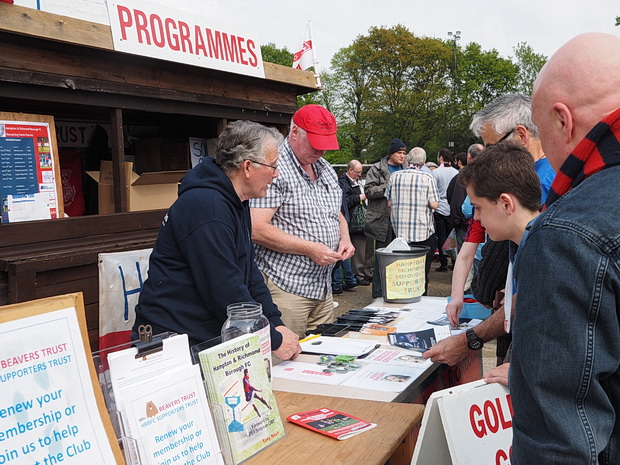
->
[[0, 118, 62, 223], [0, 299, 121, 464]]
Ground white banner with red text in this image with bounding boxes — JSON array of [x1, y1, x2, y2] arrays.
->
[[107, 0, 265, 78]]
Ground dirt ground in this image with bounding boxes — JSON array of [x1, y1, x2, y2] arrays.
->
[[333, 260, 497, 373]]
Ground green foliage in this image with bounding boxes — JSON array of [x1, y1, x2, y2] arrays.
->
[[260, 42, 293, 67], [318, 25, 526, 162], [512, 42, 547, 95], [616, 16, 620, 26], [265, 28, 548, 166]]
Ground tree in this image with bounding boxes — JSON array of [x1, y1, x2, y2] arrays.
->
[[260, 42, 293, 67], [616, 16, 620, 26], [325, 25, 456, 161], [511, 42, 547, 95]]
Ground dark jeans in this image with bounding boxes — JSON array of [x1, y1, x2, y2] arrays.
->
[[332, 259, 356, 290], [434, 212, 453, 267], [371, 226, 395, 299]]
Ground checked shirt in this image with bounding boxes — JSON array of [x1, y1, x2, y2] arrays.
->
[[250, 140, 341, 299], [385, 168, 439, 242]]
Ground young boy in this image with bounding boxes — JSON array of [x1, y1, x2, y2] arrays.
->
[[457, 143, 542, 385]]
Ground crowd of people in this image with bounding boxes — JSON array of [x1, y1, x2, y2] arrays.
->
[[132, 32, 620, 464]]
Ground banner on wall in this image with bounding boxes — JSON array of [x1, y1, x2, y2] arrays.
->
[[98, 249, 152, 352]]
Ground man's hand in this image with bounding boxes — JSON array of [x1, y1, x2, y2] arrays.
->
[[337, 238, 355, 261], [272, 326, 301, 361], [422, 333, 468, 366], [307, 243, 343, 266], [483, 363, 510, 386], [446, 297, 464, 327]]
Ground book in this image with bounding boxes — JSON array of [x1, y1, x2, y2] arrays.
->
[[360, 323, 397, 335], [198, 333, 285, 464], [287, 407, 377, 440]]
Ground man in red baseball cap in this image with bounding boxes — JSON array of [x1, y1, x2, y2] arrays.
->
[[251, 104, 354, 338], [292, 104, 339, 151]]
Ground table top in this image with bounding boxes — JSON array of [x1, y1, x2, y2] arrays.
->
[[244, 390, 424, 465], [272, 296, 449, 403]]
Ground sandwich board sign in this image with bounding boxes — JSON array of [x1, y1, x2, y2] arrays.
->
[[412, 380, 513, 465]]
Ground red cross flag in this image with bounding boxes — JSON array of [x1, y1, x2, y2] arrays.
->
[[292, 21, 316, 71]]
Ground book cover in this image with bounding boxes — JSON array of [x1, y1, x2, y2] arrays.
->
[[287, 407, 376, 440], [387, 327, 451, 352], [198, 333, 285, 464], [360, 323, 397, 335]]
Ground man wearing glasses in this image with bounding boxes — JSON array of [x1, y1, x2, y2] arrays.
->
[[424, 93, 555, 366], [133, 120, 301, 360], [251, 105, 354, 338]]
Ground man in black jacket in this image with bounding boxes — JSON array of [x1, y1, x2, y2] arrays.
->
[[339, 160, 372, 285], [133, 120, 301, 360]]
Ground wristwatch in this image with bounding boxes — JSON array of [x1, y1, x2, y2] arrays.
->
[[466, 328, 484, 350]]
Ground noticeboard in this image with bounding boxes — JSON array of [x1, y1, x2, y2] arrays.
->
[[0, 112, 64, 223]]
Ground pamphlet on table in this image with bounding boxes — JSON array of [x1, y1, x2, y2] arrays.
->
[[272, 361, 357, 385], [360, 348, 433, 369], [287, 407, 377, 440], [387, 327, 451, 352], [339, 362, 428, 392]]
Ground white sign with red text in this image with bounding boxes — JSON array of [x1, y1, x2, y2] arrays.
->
[[106, 0, 264, 78], [412, 380, 513, 465]]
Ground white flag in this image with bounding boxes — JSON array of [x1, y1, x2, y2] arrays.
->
[[292, 22, 315, 70]]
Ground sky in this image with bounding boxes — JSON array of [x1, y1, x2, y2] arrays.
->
[[199, 0, 619, 71]]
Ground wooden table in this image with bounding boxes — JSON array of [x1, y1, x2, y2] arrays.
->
[[245, 390, 424, 465]]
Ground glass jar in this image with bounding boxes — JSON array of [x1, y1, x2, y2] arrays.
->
[[221, 302, 271, 359]]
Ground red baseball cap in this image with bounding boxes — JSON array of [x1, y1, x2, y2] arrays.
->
[[292, 104, 339, 151]]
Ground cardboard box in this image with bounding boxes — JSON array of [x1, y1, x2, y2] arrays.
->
[[87, 161, 186, 214], [134, 138, 190, 172]]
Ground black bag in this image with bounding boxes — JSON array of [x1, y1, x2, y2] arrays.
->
[[471, 239, 509, 307], [349, 203, 367, 234]]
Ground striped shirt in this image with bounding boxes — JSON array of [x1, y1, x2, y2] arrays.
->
[[250, 140, 341, 299], [385, 168, 439, 242]]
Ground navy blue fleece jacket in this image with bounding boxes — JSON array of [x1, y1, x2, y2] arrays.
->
[[133, 157, 284, 349]]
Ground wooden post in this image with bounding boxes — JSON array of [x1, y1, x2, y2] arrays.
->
[[110, 108, 127, 212]]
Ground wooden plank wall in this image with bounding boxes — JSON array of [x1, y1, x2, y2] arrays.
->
[[0, 211, 164, 351]]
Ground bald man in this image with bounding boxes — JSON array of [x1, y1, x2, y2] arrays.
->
[[510, 33, 620, 464]]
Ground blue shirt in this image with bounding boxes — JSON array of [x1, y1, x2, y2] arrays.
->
[[534, 157, 555, 203]]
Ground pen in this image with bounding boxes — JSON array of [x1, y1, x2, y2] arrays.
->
[[299, 334, 321, 343], [357, 344, 381, 360]]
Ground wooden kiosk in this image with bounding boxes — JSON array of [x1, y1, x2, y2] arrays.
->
[[0, 3, 317, 352]]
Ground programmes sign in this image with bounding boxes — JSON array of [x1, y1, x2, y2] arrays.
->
[[107, 0, 265, 78]]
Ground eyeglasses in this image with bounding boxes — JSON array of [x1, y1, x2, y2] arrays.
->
[[250, 160, 278, 172], [486, 127, 515, 148], [351, 169, 363, 174]]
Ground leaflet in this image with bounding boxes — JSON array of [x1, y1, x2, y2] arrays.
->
[[339, 363, 427, 392], [272, 361, 356, 385]]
